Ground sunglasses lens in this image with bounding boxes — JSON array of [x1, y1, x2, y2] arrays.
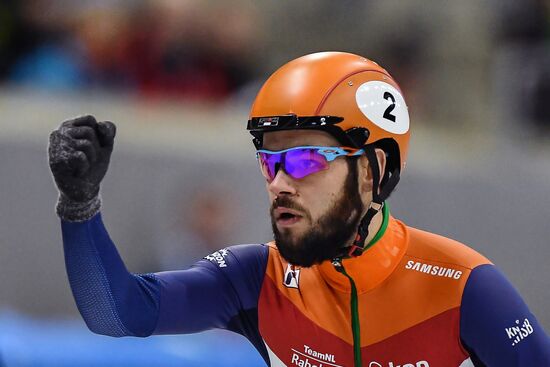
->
[[285, 148, 329, 179], [257, 148, 331, 181], [258, 152, 281, 181]]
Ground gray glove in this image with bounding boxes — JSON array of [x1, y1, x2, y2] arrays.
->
[[48, 115, 116, 221]]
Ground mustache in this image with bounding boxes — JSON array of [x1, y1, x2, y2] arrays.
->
[[270, 196, 308, 216]]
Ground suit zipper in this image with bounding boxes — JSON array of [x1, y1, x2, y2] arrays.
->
[[332, 258, 362, 367]]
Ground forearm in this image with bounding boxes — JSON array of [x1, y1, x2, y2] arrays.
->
[[62, 212, 161, 337]]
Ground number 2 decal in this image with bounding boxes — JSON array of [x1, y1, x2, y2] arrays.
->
[[383, 92, 396, 122], [356, 81, 409, 134]]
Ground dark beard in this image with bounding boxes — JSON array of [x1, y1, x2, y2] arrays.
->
[[270, 160, 363, 267]]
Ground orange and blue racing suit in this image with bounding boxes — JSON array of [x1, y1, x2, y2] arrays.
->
[[60, 205, 550, 366]]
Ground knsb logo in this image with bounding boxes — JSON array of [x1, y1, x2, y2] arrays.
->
[[369, 361, 429, 367], [204, 249, 229, 268], [505, 318, 534, 347]]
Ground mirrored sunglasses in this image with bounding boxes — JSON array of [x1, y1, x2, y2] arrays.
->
[[256, 146, 364, 181]]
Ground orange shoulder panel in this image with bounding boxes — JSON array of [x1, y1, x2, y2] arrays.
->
[[358, 221, 492, 345], [405, 226, 492, 269]]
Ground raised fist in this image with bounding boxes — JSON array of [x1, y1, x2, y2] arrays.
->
[[48, 115, 116, 220]]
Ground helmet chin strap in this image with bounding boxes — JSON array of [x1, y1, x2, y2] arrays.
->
[[341, 146, 400, 258]]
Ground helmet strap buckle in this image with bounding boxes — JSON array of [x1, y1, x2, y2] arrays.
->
[[341, 145, 390, 258]]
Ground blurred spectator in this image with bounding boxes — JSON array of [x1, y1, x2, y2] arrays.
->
[[531, 62, 550, 131], [7, 0, 135, 90], [4, 0, 264, 101], [0, 1, 17, 78], [121, 0, 263, 101], [160, 185, 241, 270], [492, 0, 550, 134], [0, 1, 61, 82], [497, 0, 549, 45]]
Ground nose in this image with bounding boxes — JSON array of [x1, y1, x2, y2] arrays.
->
[[267, 168, 297, 197]]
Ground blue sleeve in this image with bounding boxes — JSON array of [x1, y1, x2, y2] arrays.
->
[[62, 212, 269, 342], [153, 245, 269, 337], [460, 264, 550, 366]]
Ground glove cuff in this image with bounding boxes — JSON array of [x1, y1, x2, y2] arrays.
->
[[56, 194, 101, 222]]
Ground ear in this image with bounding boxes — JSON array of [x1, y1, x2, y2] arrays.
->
[[374, 148, 387, 188], [359, 148, 387, 193]]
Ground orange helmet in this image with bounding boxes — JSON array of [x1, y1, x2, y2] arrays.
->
[[247, 52, 411, 257], [247, 51, 410, 192]]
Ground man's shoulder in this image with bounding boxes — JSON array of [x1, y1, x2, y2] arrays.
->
[[199, 243, 270, 295], [400, 221, 492, 271], [202, 243, 270, 269]]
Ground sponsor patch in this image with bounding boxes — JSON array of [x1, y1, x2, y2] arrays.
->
[[205, 249, 230, 268], [369, 361, 429, 367], [405, 260, 463, 280], [284, 264, 301, 289], [258, 116, 280, 127], [291, 345, 341, 367], [505, 318, 534, 347]]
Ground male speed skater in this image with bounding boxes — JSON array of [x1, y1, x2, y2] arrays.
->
[[49, 52, 550, 366]]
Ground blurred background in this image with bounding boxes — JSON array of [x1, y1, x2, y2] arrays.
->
[[1, 0, 549, 365]]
